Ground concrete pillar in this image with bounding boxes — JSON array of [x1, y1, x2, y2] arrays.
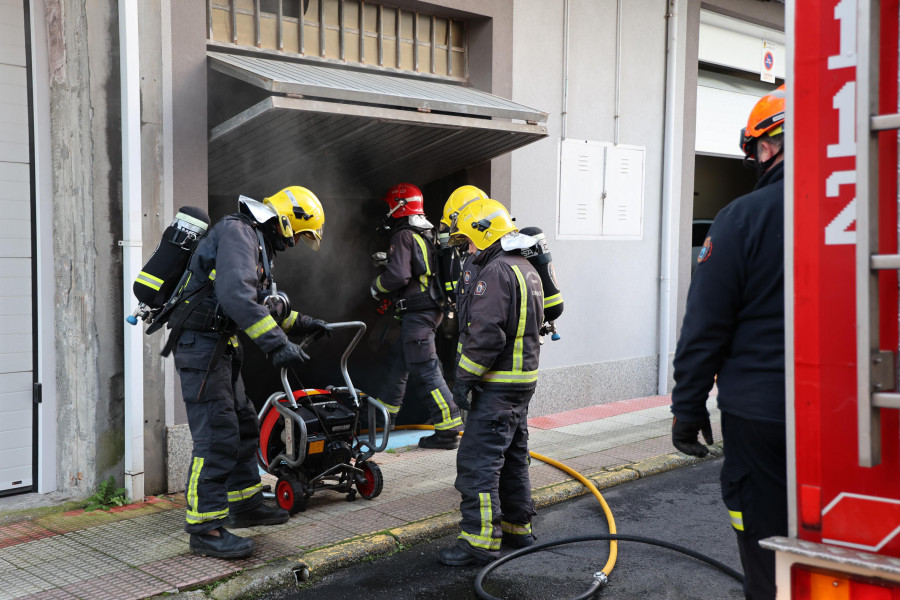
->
[[47, 0, 121, 495]]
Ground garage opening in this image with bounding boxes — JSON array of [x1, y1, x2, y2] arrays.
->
[[692, 8, 783, 275], [692, 66, 780, 275], [206, 51, 547, 424]]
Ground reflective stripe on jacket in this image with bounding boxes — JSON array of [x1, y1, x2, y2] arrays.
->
[[455, 244, 544, 390]]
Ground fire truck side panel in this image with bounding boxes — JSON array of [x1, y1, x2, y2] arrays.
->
[[793, 0, 900, 558]]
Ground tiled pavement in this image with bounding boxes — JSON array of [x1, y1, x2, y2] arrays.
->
[[0, 394, 722, 600]]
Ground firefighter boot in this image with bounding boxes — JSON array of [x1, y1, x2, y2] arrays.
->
[[439, 540, 497, 567], [189, 528, 254, 559], [502, 531, 537, 549], [227, 502, 290, 528], [418, 430, 460, 450]]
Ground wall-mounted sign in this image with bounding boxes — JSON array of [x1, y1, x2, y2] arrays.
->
[[760, 40, 776, 83]]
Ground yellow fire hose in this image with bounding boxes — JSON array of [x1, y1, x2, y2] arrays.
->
[[361, 423, 743, 599], [387, 423, 618, 577]]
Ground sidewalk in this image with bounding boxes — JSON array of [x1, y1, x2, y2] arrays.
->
[[0, 394, 722, 600]]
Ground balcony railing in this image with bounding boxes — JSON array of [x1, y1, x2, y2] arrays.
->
[[207, 0, 468, 81]]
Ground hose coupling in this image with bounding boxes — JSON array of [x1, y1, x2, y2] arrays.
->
[[593, 571, 609, 586]]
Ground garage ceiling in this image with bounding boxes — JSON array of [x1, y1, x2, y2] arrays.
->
[[207, 52, 548, 199]]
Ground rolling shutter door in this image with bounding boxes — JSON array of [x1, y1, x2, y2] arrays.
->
[[0, 0, 33, 494], [695, 71, 779, 158]]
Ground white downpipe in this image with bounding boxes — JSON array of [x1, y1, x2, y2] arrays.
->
[[119, 0, 144, 501], [614, 0, 622, 145], [556, 0, 570, 236], [561, 0, 570, 140], [658, 0, 681, 395]]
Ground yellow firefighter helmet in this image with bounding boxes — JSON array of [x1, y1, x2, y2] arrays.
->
[[449, 198, 517, 251], [263, 186, 325, 250], [441, 185, 489, 231]]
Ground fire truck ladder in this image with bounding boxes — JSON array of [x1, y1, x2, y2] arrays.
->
[[857, 0, 900, 467]]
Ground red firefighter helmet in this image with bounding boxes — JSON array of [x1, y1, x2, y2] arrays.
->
[[383, 183, 424, 218]]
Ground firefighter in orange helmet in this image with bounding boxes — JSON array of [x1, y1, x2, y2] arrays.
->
[[671, 85, 786, 599], [370, 183, 463, 449]]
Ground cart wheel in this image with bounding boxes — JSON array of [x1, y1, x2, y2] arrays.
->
[[275, 477, 306, 514], [356, 461, 383, 499]]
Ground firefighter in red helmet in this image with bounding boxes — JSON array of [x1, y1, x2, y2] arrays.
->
[[370, 183, 463, 449]]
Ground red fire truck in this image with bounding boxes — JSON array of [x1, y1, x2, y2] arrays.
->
[[764, 0, 900, 596]]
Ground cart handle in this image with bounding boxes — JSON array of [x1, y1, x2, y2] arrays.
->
[[280, 321, 368, 409]]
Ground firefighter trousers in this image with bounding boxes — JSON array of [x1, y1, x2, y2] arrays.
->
[[174, 330, 264, 534], [454, 387, 537, 556], [720, 412, 787, 600], [374, 309, 462, 432]]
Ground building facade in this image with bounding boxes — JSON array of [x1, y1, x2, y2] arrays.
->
[[0, 0, 784, 500]]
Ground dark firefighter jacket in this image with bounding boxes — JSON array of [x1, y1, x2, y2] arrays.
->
[[175, 215, 289, 354], [372, 226, 440, 306], [457, 252, 478, 297], [455, 244, 544, 390], [671, 161, 785, 424]]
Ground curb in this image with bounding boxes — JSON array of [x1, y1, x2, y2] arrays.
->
[[154, 448, 722, 600]]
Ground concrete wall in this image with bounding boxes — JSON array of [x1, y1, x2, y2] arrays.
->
[[149, 0, 209, 492], [508, 0, 673, 407], [676, 0, 702, 345], [409, 0, 515, 224], [47, 0, 122, 496], [503, 0, 781, 409]]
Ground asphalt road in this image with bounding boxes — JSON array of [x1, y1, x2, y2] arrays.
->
[[260, 457, 745, 600]]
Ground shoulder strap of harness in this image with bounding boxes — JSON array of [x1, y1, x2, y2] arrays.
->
[[256, 228, 274, 288], [409, 231, 444, 310]]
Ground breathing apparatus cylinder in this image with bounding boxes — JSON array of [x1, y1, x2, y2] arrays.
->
[[132, 206, 210, 311], [518, 227, 563, 337]]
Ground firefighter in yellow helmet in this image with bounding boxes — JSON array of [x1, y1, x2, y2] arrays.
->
[[165, 186, 330, 559], [439, 198, 545, 567], [436, 186, 490, 311]]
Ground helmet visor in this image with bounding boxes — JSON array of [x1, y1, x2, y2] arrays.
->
[[447, 220, 468, 246], [297, 226, 323, 251], [448, 233, 470, 247]]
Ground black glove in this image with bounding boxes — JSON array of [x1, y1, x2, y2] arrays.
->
[[302, 317, 333, 338], [270, 341, 310, 370], [671, 417, 713, 457], [452, 382, 473, 412]]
